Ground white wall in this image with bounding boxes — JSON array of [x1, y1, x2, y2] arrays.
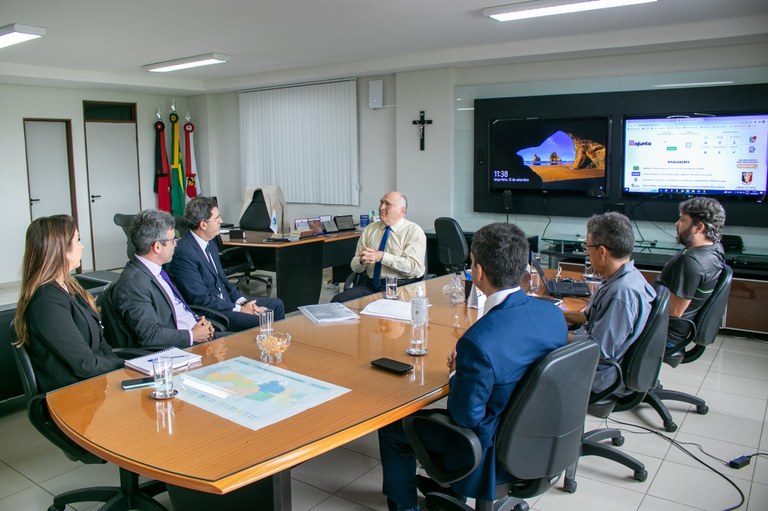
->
[[0, 83, 186, 283]]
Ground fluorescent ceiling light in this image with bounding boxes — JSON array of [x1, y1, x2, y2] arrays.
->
[[654, 81, 735, 88], [0, 23, 46, 50], [484, 0, 657, 22], [142, 53, 230, 73]]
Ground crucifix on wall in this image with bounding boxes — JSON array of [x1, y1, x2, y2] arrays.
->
[[412, 110, 432, 151]]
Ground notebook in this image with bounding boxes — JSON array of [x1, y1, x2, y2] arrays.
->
[[125, 347, 202, 376], [531, 257, 591, 298]]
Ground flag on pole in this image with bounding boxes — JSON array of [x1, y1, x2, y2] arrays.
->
[[154, 118, 171, 213], [183, 115, 201, 199], [169, 110, 186, 217], [270, 208, 278, 233]]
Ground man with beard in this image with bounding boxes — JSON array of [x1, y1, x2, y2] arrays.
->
[[657, 197, 726, 342]]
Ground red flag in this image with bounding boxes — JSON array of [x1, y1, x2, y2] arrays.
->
[[154, 120, 171, 212]]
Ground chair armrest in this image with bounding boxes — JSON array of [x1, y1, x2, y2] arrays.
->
[[664, 317, 697, 358], [113, 347, 160, 359], [190, 306, 230, 332], [589, 358, 623, 403], [402, 410, 483, 486]]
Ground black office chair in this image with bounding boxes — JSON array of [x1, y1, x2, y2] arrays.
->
[[98, 281, 230, 349], [239, 188, 273, 231], [434, 217, 469, 274], [563, 283, 670, 493], [227, 189, 273, 292], [113, 213, 137, 261], [644, 265, 733, 432], [10, 326, 168, 511], [402, 340, 600, 511]]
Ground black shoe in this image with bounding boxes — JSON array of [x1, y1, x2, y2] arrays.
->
[[415, 474, 464, 500]]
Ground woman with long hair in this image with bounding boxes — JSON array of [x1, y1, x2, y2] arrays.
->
[[14, 215, 123, 392]]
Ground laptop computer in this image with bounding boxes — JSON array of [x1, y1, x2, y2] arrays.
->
[[531, 256, 592, 298], [334, 215, 356, 231]]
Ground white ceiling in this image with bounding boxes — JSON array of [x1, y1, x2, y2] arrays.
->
[[1, 0, 767, 95]]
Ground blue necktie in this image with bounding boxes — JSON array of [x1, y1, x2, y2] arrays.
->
[[372, 226, 391, 289], [159, 269, 194, 315]]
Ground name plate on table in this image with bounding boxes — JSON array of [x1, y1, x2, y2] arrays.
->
[[229, 229, 245, 239]]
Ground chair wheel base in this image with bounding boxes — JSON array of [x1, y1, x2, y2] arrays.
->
[[634, 469, 648, 482], [612, 436, 625, 447], [563, 479, 577, 493], [696, 405, 709, 415], [48, 506, 65, 511], [664, 421, 678, 432]]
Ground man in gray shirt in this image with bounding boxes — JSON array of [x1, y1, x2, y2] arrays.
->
[[564, 212, 656, 393]]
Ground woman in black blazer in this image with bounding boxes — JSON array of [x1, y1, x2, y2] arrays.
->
[[14, 215, 123, 392]]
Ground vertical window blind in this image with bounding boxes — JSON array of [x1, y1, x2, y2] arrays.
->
[[239, 79, 359, 205]]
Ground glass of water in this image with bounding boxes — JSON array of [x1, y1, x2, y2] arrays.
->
[[385, 274, 398, 299]]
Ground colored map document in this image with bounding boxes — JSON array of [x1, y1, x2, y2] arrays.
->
[[177, 356, 350, 431]]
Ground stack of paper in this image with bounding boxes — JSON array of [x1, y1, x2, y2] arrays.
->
[[359, 299, 412, 322], [298, 303, 360, 324]]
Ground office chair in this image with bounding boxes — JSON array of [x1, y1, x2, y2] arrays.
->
[[10, 325, 168, 511], [113, 213, 137, 261], [403, 340, 600, 511], [644, 265, 733, 432], [98, 281, 230, 349], [563, 283, 670, 493], [434, 217, 469, 274], [227, 189, 274, 291]]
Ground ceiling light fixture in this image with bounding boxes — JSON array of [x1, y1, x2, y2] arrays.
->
[[142, 53, 230, 73], [484, 0, 657, 22], [0, 23, 46, 50]]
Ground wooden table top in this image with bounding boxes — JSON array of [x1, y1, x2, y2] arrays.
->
[[45, 273, 589, 496], [221, 230, 360, 247]]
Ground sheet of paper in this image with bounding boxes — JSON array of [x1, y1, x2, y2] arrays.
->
[[360, 299, 412, 322]]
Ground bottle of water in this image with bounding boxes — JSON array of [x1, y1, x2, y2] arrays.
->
[[407, 287, 428, 355]]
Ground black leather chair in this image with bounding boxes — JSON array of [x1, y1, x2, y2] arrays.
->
[[226, 189, 273, 292], [563, 283, 670, 493], [10, 326, 167, 511], [434, 217, 469, 274], [402, 340, 600, 511], [644, 265, 733, 432], [113, 213, 137, 261], [98, 281, 229, 349]]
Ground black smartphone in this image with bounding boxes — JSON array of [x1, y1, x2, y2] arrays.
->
[[121, 376, 155, 390], [371, 358, 414, 374]]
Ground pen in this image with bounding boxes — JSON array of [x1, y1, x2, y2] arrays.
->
[[147, 356, 187, 363]]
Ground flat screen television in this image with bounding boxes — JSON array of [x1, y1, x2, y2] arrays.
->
[[488, 116, 609, 196], [622, 113, 768, 199]]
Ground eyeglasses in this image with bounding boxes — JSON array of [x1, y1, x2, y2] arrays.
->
[[157, 237, 180, 245], [581, 242, 611, 251]]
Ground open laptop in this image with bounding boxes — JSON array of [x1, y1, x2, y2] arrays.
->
[[334, 215, 356, 231], [531, 256, 591, 298]]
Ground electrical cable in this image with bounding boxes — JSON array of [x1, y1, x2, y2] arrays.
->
[[606, 416, 745, 511]]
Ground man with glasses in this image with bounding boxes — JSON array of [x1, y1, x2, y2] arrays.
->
[[331, 191, 426, 303], [564, 212, 655, 393], [113, 209, 214, 348], [657, 197, 726, 343], [169, 197, 285, 332]]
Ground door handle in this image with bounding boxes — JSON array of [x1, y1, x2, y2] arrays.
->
[[30, 198, 41, 205], [91, 194, 102, 203]]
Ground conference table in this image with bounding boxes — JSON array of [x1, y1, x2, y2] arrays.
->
[[45, 273, 589, 510], [222, 230, 361, 313]]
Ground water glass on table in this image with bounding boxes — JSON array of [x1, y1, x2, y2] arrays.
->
[[259, 309, 274, 335], [152, 357, 175, 399], [385, 274, 398, 299]]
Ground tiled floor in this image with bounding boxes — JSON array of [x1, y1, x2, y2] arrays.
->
[[1, 275, 766, 510]]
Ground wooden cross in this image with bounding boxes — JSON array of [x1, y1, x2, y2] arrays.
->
[[412, 110, 433, 151]]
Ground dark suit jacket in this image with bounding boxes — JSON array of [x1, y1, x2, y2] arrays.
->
[[113, 258, 192, 349], [25, 282, 123, 393], [447, 290, 568, 499], [168, 231, 245, 312]]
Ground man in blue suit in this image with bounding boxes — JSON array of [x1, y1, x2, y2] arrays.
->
[[168, 197, 285, 332], [378, 223, 568, 511]]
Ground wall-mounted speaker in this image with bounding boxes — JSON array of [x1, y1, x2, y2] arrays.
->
[[368, 80, 383, 109]]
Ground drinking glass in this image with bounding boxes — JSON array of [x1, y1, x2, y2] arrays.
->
[[385, 275, 398, 299], [152, 357, 175, 399], [259, 309, 274, 336]]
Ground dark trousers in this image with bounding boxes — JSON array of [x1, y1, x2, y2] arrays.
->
[[221, 296, 285, 332], [331, 274, 422, 303]]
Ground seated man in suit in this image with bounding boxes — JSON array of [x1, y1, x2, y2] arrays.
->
[[656, 197, 726, 343], [331, 191, 426, 303], [169, 197, 285, 332], [113, 209, 214, 349], [378, 223, 568, 511], [564, 212, 656, 393]]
